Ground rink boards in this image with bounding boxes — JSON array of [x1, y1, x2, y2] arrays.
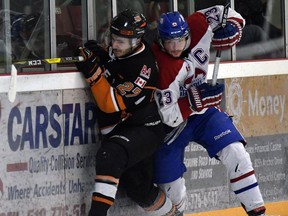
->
[[0, 60, 287, 215]]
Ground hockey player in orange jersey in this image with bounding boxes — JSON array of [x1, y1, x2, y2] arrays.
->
[[75, 9, 177, 216]]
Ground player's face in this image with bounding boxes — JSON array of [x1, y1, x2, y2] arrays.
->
[[111, 34, 133, 58], [163, 37, 187, 57]]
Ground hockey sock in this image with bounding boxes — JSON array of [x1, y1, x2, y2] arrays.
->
[[89, 175, 119, 216], [144, 190, 176, 216], [219, 143, 265, 211]]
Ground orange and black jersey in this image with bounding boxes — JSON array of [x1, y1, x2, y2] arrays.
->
[[90, 42, 160, 134]]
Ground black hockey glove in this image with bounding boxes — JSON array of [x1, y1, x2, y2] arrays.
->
[[84, 40, 110, 65], [74, 47, 102, 86], [187, 83, 224, 112]]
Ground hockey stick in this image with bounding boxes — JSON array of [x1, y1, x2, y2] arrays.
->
[[12, 56, 84, 66], [6, 56, 83, 103], [8, 64, 17, 103], [211, 1, 230, 86]]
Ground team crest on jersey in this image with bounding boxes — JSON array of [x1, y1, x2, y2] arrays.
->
[[134, 77, 147, 88], [204, 7, 220, 25], [191, 69, 206, 86], [140, 65, 151, 79], [179, 85, 187, 98]]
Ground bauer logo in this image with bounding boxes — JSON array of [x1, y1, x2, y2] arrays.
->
[[226, 76, 287, 137]]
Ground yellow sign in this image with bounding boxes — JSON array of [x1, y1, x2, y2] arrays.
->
[[225, 75, 288, 137]]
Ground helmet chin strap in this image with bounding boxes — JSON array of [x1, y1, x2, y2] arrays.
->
[[131, 38, 138, 47], [129, 38, 137, 53], [183, 35, 191, 51], [127, 38, 141, 55], [117, 38, 141, 58]]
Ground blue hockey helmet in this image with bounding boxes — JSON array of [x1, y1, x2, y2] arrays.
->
[[158, 11, 190, 40]]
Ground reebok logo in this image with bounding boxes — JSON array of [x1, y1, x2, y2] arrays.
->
[[214, 129, 231, 141]]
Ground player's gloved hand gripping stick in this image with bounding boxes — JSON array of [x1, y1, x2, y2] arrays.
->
[[74, 47, 103, 86], [211, 1, 231, 86], [187, 83, 225, 112], [7, 41, 107, 103]]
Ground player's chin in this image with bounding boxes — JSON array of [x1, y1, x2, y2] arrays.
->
[[113, 50, 123, 58], [169, 51, 182, 58]]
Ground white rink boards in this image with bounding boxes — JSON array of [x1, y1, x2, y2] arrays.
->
[[0, 89, 99, 215], [0, 60, 287, 215]]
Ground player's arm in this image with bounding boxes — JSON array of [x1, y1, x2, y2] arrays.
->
[[90, 75, 127, 113], [198, 5, 245, 50], [74, 47, 126, 113], [154, 62, 194, 127], [154, 88, 185, 127]]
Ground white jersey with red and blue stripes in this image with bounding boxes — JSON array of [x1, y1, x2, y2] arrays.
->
[[152, 7, 265, 213], [151, 4, 246, 174], [153, 5, 245, 128]]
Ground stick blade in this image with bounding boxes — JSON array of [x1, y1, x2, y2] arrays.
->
[[8, 64, 17, 103]]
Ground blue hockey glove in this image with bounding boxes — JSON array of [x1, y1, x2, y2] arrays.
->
[[84, 40, 110, 65], [212, 19, 242, 50], [187, 83, 224, 112], [74, 47, 102, 86]]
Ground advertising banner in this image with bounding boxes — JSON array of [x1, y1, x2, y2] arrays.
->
[[0, 89, 99, 215], [225, 75, 287, 137]]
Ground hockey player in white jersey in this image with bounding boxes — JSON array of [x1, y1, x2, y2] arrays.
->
[[151, 5, 267, 216]]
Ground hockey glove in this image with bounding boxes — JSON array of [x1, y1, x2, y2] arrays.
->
[[187, 83, 224, 112], [74, 47, 102, 86], [212, 19, 242, 50], [84, 40, 110, 65]]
